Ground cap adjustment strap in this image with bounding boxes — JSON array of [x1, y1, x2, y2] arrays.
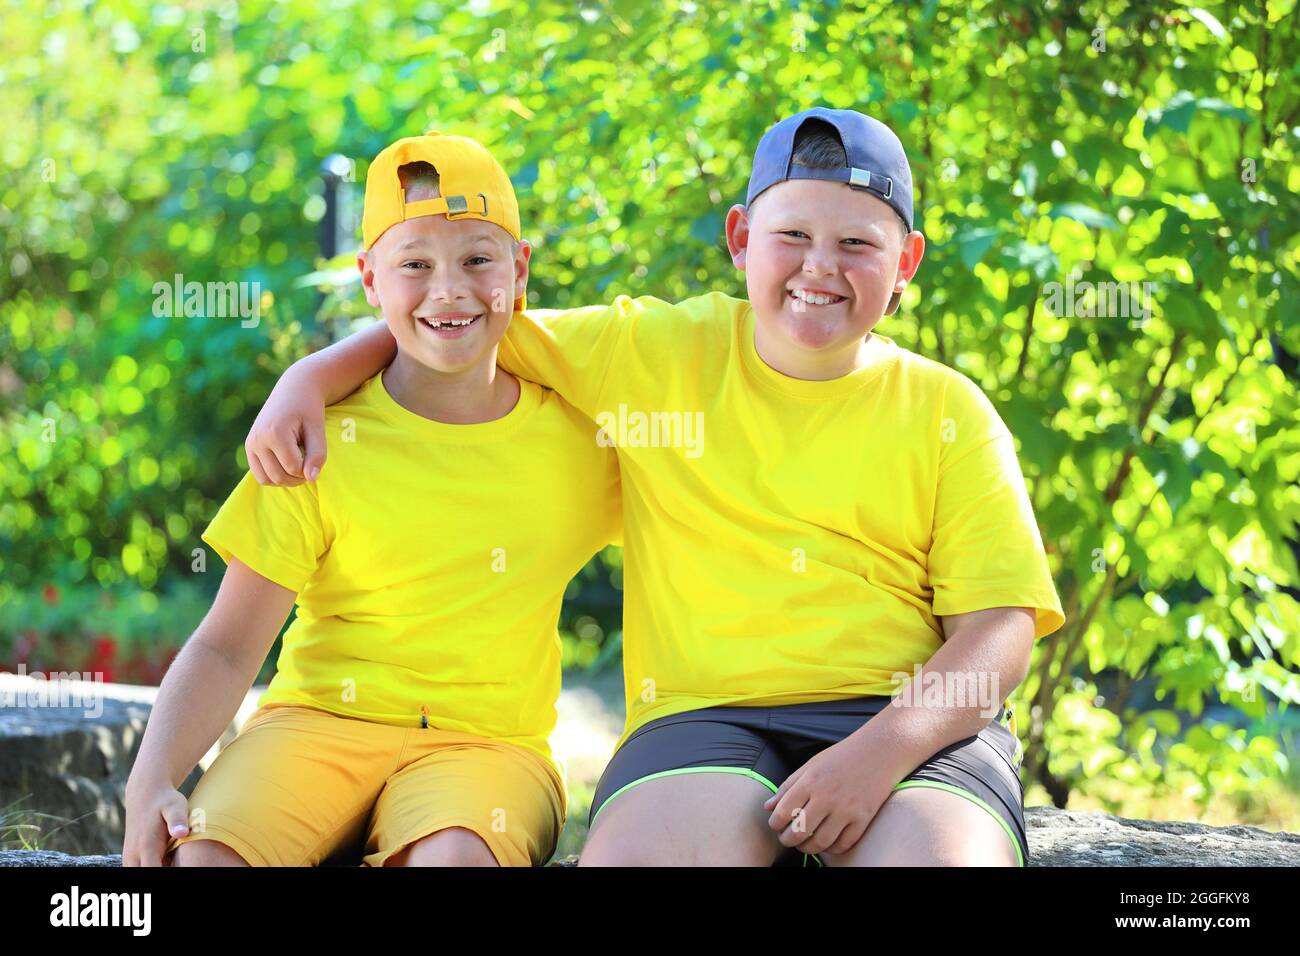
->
[[402, 192, 490, 222], [786, 162, 895, 203], [848, 166, 893, 200]]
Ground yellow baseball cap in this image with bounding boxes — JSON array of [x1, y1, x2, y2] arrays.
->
[[362, 130, 524, 309]]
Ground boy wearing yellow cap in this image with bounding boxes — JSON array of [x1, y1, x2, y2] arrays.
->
[[241, 110, 1065, 867], [122, 132, 620, 867]]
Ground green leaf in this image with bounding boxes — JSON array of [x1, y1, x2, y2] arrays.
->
[[1144, 92, 1253, 137], [953, 227, 1000, 267], [1047, 203, 1117, 230], [689, 211, 723, 244]]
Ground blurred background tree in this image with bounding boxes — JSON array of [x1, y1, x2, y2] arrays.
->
[[2, 0, 1297, 826]]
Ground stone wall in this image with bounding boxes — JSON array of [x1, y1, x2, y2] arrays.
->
[[0, 674, 260, 855]]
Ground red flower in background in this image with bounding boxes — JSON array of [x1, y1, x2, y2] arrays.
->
[[3, 620, 183, 687], [42, 584, 60, 606], [83, 635, 118, 684]]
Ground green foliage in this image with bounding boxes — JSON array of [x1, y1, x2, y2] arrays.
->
[[2, 0, 1297, 812]]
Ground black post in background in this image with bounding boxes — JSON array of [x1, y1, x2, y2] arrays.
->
[[319, 153, 354, 261], [317, 154, 355, 323]]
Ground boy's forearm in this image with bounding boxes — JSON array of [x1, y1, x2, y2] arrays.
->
[[847, 615, 1032, 784], [127, 638, 257, 792], [294, 319, 397, 405]]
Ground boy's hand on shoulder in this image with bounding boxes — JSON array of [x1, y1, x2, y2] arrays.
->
[[123, 777, 192, 867], [763, 733, 894, 857], [244, 368, 327, 486]]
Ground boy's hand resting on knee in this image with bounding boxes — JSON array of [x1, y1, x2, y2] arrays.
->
[[124, 777, 193, 867], [763, 734, 895, 857], [244, 367, 328, 487]]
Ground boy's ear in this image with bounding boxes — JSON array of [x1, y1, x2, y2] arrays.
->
[[357, 251, 381, 308], [724, 204, 751, 271], [513, 239, 532, 301], [886, 231, 926, 315]]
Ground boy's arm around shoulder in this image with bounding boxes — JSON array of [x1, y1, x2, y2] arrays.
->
[[122, 557, 296, 865], [245, 319, 396, 487], [497, 297, 633, 418], [245, 297, 629, 488], [499, 292, 707, 417]]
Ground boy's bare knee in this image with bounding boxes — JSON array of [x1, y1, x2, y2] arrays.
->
[[171, 839, 250, 867], [576, 829, 645, 866], [829, 788, 1019, 867], [580, 774, 780, 866], [844, 837, 1015, 867], [390, 826, 497, 867]]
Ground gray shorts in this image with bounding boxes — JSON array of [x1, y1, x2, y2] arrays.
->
[[589, 696, 1028, 866]]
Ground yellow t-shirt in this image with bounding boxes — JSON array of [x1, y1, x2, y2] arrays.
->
[[498, 292, 1065, 748], [202, 372, 621, 773]]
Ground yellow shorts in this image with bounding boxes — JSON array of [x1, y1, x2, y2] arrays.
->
[[168, 704, 566, 867]]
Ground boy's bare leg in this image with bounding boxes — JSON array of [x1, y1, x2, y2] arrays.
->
[[171, 840, 249, 867], [578, 773, 782, 866], [823, 786, 1019, 867], [385, 826, 498, 867]]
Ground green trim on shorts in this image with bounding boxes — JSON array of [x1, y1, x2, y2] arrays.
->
[[589, 767, 1021, 867], [589, 765, 779, 829], [891, 779, 1025, 867], [591, 766, 831, 867]]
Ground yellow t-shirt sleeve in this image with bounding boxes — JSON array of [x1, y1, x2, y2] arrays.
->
[[498, 297, 638, 418], [929, 375, 1066, 639], [201, 470, 328, 593]]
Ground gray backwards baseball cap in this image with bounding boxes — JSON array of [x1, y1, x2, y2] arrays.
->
[[745, 107, 915, 233]]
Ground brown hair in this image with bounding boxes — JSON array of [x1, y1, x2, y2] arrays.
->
[[791, 120, 908, 241], [398, 160, 441, 201]]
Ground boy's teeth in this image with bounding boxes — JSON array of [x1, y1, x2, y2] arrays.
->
[[791, 289, 843, 306], [423, 316, 476, 328]]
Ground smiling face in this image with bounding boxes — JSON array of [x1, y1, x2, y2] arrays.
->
[[725, 178, 924, 380], [359, 212, 528, 376]]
